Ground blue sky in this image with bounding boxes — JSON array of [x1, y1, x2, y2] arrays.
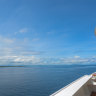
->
[[0, 0, 96, 65]]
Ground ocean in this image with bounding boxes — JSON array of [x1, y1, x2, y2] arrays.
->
[[0, 65, 96, 96]]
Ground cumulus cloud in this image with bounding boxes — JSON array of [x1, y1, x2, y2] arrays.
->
[[0, 35, 96, 65], [0, 34, 45, 65], [10, 56, 96, 65], [0, 55, 42, 65], [0, 50, 96, 65], [58, 57, 96, 65]]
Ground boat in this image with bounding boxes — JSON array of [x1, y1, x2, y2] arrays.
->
[[50, 72, 96, 96]]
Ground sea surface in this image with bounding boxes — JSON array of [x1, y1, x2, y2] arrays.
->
[[0, 65, 96, 96]]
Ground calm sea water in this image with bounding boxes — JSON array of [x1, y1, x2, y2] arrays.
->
[[0, 65, 96, 96]]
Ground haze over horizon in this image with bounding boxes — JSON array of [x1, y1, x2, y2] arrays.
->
[[0, 0, 96, 65]]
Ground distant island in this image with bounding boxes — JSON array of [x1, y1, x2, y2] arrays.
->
[[0, 66, 24, 67]]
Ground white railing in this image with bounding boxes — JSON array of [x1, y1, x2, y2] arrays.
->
[[50, 75, 92, 96]]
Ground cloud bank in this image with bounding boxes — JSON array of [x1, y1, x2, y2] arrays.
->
[[0, 35, 96, 65], [0, 55, 96, 65]]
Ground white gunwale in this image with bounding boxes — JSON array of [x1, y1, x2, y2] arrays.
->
[[50, 75, 92, 96]]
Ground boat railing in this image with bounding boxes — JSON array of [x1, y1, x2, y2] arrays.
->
[[50, 75, 92, 96]]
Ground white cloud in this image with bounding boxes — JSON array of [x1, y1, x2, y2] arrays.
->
[[0, 35, 14, 44], [58, 57, 96, 65], [0, 55, 42, 65], [74, 55, 80, 58], [0, 53, 96, 65], [19, 28, 28, 33], [12, 56, 96, 65], [0, 35, 96, 65], [0, 35, 43, 65], [15, 28, 28, 34], [14, 56, 41, 64]]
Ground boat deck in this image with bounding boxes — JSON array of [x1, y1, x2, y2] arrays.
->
[[91, 92, 96, 96]]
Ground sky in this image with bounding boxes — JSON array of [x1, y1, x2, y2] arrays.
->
[[0, 0, 96, 65]]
